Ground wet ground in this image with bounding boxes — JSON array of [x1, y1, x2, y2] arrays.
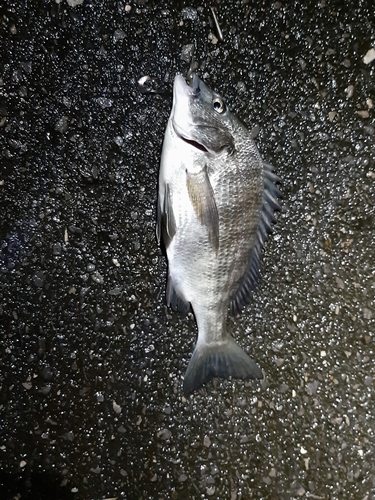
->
[[1, 1, 374, 499]]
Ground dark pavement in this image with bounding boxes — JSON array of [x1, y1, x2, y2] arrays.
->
[[0, 1, 374, 499]]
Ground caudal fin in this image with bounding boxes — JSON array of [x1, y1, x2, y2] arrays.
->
[[183, 337, 263, 396]]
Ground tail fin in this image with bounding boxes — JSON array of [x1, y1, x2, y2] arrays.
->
[[183, 337, 263, 396]]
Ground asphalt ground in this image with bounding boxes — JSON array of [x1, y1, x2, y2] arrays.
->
[[0, 1, 374, 499]]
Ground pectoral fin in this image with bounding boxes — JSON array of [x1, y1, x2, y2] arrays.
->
[[186, 166, 219, 252], [156, 183, 176, 248]]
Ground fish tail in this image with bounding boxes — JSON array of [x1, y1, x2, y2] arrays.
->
[[183, 337, 263, 396]]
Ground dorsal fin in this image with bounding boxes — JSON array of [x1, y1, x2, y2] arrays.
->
[[230, 162, 281, 315]]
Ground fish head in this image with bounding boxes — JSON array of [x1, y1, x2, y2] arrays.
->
[[171, 74, 236, 156]]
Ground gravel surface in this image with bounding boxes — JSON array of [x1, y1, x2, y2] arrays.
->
[[1, 1, 374, 499]]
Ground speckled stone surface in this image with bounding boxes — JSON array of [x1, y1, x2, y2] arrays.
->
[[1, 1, 374, 499]]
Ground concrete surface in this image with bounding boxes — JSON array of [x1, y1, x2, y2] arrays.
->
[[0, 1, 374, 499]]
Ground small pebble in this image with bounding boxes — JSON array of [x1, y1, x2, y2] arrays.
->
[[67, 0, 84, 6], [55, 116, 69, 133], [328, 111, 337, 121], [157, 428, 172, 440], [180, 44, 195, 63], [363, 48, 375, 64], [346, 85, 355, 98], [52, 243, 62, 255], [357, 110, 369, 118], [113, 29, 125, 42], [96, 97, 113, 109], [363, 308, 372, 319], [181, 7, 198, 21], [364, 376, 372, 387], [113, 401, 122, 414], [208, 33, 218, 44]]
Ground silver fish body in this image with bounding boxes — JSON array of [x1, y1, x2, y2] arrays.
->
[[157, 75, 279, 396]]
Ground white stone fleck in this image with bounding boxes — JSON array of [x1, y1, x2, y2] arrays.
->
[[203, 435, 211, 447], [357, 110, 369, 118], [67, 0, 84, 6], [113, 401, 122, 414], [328, 110, 337, 121], [363, 48, 375, 64], [346, 84, 355, 98]]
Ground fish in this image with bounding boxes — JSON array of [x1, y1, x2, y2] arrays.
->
[[157, 74, 280, 396]]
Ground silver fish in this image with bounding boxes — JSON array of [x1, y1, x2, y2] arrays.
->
[[157, 74, 280, 396]]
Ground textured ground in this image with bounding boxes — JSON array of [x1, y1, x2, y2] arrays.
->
[[0, 1, 374, 499]]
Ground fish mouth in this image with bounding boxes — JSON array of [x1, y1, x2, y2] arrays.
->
[[179, 135, 209, 153], [172, 75, 209, 153], [172, 74, 219, 154]]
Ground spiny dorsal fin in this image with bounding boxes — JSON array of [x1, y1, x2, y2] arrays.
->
[[230, 161, 281, 315], [186, 166, 219, 253]]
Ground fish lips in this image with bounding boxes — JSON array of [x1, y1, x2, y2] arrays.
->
[[171, 75, 235, 155]]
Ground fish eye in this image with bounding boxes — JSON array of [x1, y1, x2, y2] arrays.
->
[[212, 98, 226, 114]]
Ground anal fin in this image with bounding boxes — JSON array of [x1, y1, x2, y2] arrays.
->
[[166, 273, 190, 314]]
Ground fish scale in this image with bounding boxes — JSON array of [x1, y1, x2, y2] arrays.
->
[[157, 74, 280, 396]]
